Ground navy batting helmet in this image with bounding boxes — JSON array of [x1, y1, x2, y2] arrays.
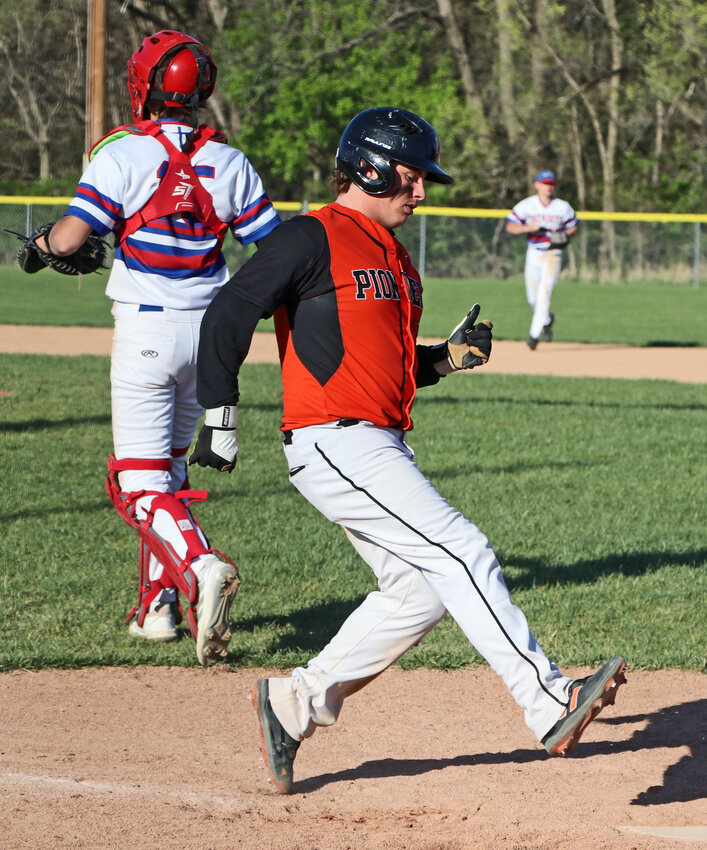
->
[[335, 107, 453, 195]]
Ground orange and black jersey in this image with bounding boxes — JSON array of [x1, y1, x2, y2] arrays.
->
[[197, 202, 445, 431]]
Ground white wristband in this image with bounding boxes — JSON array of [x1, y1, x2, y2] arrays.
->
[[204, 405, 237, 429]]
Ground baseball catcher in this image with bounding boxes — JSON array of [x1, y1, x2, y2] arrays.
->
[[8, 222, 109, 275], [6, 28, 282, 666]]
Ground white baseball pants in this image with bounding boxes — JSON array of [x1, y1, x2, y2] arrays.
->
[[524, 247, 562, 339], [110, 303, 211, 587], [268, 421, 572, 743]]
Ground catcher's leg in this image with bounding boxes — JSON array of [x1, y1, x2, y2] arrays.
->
[[127, 543, 178, 643], [109, 304, 183, 631], [108, 307, 239, 663], [107, 456, 240, 665]]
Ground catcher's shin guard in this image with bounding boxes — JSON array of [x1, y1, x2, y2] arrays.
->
[[106, 454, 236, 639]]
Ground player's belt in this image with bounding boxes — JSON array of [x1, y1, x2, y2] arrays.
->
[[282, 419, 361, 445], [138, 304, 164, 312]]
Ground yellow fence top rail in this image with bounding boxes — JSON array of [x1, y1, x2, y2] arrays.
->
[[1, 196, 705, 224]]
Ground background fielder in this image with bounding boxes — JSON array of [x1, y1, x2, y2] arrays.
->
[[506, 169, 578, 349], [189, 107, 626, 793], [29, 29, 280, 664]]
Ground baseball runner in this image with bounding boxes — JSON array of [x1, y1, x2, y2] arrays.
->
[[190, 108, 625, 792], [506, 170, 578, 349], [23, 30, 281, 664]]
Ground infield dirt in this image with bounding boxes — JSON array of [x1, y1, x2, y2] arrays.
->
[[1, 325, 706, 383], [2, 666, 705, 850]]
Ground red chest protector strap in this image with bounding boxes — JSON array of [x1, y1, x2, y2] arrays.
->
[[116, 121, 230, 246]]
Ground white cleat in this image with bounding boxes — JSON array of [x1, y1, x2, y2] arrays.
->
[[128, 605, 178, 642], [195, 556, 241, 666]]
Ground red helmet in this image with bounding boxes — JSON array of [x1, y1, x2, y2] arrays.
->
[[126, 30, 217, 121]]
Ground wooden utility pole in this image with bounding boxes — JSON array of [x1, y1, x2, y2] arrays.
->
[[85, 0, 107, 166]]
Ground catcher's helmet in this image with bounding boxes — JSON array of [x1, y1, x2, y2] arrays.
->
[[127, 30, 217, 121], [335, 107, 453, 195]]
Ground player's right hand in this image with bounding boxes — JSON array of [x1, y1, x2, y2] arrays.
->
[[188, 405, 239, 473]]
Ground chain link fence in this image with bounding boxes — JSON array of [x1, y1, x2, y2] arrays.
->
[[0, 199, 703, 286]]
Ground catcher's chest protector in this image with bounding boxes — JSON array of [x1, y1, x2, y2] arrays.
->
[[101, 121, 230, 245]]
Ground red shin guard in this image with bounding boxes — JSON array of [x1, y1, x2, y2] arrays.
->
[[106, 454, 233, 639]]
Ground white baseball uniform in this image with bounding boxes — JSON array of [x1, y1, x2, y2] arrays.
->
[[68, 119, 280, 593], [507, 195, 578, 340]]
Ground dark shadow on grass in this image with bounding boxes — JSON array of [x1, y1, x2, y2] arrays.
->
[[238, 401, 282, 414], [224, 550, 705, 660], [416, 394, 707, 412], [0, 415, 111, 432], [0, 498, 109, 522], [292, 698, 706, 801], [230, 596, 368, 659], [423, 457, 601, 480], [220, 544, 704, 676], [500, 547, 707, 590], [645, 340, 699, 348]]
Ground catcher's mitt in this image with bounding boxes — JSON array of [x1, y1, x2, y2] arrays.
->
[[548, 231, 570, 249], [6, 222, 110, 275]]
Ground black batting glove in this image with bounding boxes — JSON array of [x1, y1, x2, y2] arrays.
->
[[188, 406, 239, 473], [445, 304, 494, 370]]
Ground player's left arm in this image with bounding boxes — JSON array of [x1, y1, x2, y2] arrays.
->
[[35, 216, 94, 255], [562, 203, 579, 238], [192, 217, 327, 472]]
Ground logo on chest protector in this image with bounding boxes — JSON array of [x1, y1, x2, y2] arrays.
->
[[173, 168, 195, 200]]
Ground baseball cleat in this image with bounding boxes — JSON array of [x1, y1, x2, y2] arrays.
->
[[526, 336, 539, 350], [540, 312, 555, 342], [128, 604, 178, 642], [195, 556, 240, 666], [542, 656, 627, 756], [250, 679, 301, 794]]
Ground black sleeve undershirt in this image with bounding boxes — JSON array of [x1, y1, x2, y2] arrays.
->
[[415, 343, 446, 388]]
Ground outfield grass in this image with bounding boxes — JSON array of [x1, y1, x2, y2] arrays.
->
[[1, 355, 704, 673], [1, 265, 706, 346]]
